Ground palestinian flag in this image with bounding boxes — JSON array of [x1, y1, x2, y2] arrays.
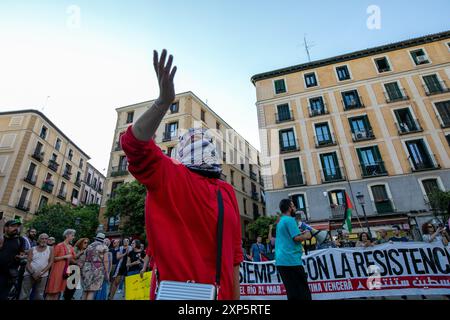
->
[[342, 192, 353, 233]]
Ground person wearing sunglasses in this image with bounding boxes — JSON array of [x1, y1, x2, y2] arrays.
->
[[422, 223, 449, 246]]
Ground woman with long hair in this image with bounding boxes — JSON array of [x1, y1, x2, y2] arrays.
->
[[63, 237, 89, 300]]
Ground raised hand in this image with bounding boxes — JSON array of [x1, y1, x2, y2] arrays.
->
[[153, 49, 177, 107]]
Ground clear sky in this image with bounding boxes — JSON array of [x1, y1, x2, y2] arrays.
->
[[1, 0, 449, 172]]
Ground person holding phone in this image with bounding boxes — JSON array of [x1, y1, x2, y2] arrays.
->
[[422, 223, 449, 246]]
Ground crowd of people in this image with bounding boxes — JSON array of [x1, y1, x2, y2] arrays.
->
[[0, 218, 148, 301]]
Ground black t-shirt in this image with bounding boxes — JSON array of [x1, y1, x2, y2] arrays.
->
[[0, 236, 25, 273], [127, 250, 144, 272], [110, 248, 120, 265]]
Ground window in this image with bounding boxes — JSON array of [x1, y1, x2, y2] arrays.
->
[[279, 129, 298, 153], [55, 138, 61, 151], [79, 158, 83, 169], [170, 102, 179, 113], [216, 122, 221, 130], [304, 72, 318, 88], [276, 104, 292, 122], [309, 97, 327, 116], [34, 141, 43, 155], [320, 152, 343, 182], [64, 163, 72, 177], [423, 74, 445, 95], [111, 181, 124, 198], [328, 190, 347, 218], [374, 57, 391, 73], [410, 49, 429, 65], [446, 134, 450, 147], [243, 198, 247, 214], [167, 146, 174, 158], [17, 187, 30, 211], [274, 79, 286, 94], [241, 177, 246, 192], [435, 101, 450, 128], [83, 190, 88, 202], [371, 185, 393, 214], [284, 158, 304, 187], [86, 172, 92, 184], [38, 196, 48, 211], [75, 172, 81, 184], [384, 82, 407, 102], [164, 122, 178, 141], [108, 216, 120, 232], [405, 139, 436, 171], [342, 90, 363, 110], [357, 146, 387, 177], [201, 109, 206, 122], [314, 123, 334, 147], [118, 155, 128, 170], [422, 179, 440, 199], [40, 126, 48, 139], [126, 111, 134, 124], [51, 153, 57, 161], [59, 182, 66, 197], [240, 159, 244, 171], [336, 65, 351, 81], [68, 149, 73, 161], [394, 108, 420, 134], [25, 163, 37, 184], [291, 194, 307, 220], [90, 194, 94, 204], [71, 189, 79, 202], [230, 170, 235, 185], [252, 203, 260, 220], [349, 116, 374, 141]]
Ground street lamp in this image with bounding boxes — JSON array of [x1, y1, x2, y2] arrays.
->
[[356, 192, 372, 238]]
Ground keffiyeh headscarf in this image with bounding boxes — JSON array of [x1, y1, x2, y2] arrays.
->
[[174, 128, 222, 179]]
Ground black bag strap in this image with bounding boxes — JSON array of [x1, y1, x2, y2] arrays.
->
[[215, 190, 224, 286]]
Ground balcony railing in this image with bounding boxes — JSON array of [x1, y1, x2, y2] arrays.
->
[[162, 131, 178, 142], [24, 174, 37, 185], [330, 204, 346, 219], [409, 156, 440, 172], [275, 110, 294, 123], [250, 171, 257, 181], [280, 140, 300, 154], [308, 104, 329, 117], [114, 142, 122, 151], [384, 89, 409, 103], [352, 130, 375, 142], [75, 179, 82, 187], [42, 182, 54, 194], [321, 168, 345, 183], [374, 200, 394, 214], [57, 191, 67, 200], [395, 120, 423, 135], [438, 114, 450, 129], [259, 177, 264, 187], [284, 172, 306, 188], [62, 171, 72, 180], [16, 200, 30, 212], [251, 192, 259, 201], [48, 159, 59, 172], [111, 165, 129, 177], [360, 162, 388, 178], [314, 134, 337, 148], [342, 96, 365, 110], [423, 80, 449, 96], [31, 151, 44, 162]]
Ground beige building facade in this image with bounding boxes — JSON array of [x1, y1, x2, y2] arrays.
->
[[252, 31, 450, 238], [100, 91, 266, 238]]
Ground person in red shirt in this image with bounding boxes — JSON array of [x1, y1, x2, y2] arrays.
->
[[121, 49, 243, 300]]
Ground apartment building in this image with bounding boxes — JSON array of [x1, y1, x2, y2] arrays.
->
[[251, 31, 450, 238], [80, 162, 105, 206], [100, 91, 266, 238], [0, 110, 92, 222]]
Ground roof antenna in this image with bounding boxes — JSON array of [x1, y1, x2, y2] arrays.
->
[[41, 96, 50, 112], [303, 34, 315, 62]]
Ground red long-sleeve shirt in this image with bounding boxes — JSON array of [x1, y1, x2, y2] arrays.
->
[[121, 126, 243, 300]]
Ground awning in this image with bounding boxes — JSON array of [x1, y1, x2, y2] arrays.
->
[[309, 222, 330, 230], [329, 215, 409, 230]]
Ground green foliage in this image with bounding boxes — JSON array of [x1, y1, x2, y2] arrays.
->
[[428, 189, 450, 220], [247, 216, 278, 241], [26, 203, 99, 243], [105, 181, 146, 239]]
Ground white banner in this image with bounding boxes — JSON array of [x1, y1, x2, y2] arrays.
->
[[239, 242, 450, 300]]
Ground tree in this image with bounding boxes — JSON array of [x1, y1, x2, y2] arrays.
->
[[247, 216, 278, 242], [105, 181, 146, 239], [428, 189, 450, 222], [26, 203, 100, 242]]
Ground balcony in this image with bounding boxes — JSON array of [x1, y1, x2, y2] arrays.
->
[[57, 191, 67, 201], [259, 177, 264, 187], [111, 165, 129, 177], [114, 142, 122, 151], [48, 159, 59, 172], [360, 162, 388, 178], [250, 171, 257, 181], [314, 134, 337, 148], [31, 151, 44, 162], [342, 96, 365, 110], [251, 192, 259, 201], [280, 140, 300, 154], [321, 168, 345, 183], [62, 171, 72, 181], [384, 89, 409, 103], [423, 80, 449, 96], [162, 131, 177, 142], [41, 181, 54, 194], [330, 204, 346, 219], [409, 156, 440, 172], [275, 110, 294, 123], [352, 130, 375, 142], [284, 172, 306, 188], [308, 104, 329, 117], [16, 200, 30, 212], [395, 120, 423, 135], [75, 179, 82, 187], [24, 173, 37, 185], [374, 200, 394, 214], [438, 114, 450, 129]]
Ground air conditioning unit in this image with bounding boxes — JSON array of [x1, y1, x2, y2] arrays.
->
[[416, 55, 428, 64]]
